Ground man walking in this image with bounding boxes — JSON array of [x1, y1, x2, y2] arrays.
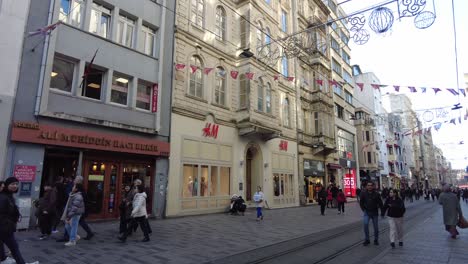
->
[[360, 181, 383, 246], [318, 185, 328, 216], [439, 185, 463, 239]]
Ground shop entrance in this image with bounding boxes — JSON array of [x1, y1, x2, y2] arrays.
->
[[245, 145, 262, 201], [306, 177, 324, 203]]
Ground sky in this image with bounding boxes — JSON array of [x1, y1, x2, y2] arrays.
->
[[342, 0, 468, 169]]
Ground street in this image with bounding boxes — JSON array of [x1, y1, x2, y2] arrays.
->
[[15, 199, 467, 264]]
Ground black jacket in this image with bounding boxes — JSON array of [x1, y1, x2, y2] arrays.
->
[[318, 189, 328, 205], [382, 197, 406, 218], [0, 192, 20, 236], [360, 190, 383, 215]]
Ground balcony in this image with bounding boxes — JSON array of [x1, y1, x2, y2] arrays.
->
[[300, 88, 334, 107], [236, 109, 281, 140], [298, 131, 336, 155], [378, 161, 384, 169]]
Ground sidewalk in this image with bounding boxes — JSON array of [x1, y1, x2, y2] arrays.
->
[[367, 201, 468, 264], [18, 202, 364, 264]]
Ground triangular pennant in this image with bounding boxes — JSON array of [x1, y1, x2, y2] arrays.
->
[[434, 123, 442, 131], [230, 71, 239, 79], [432, 88, 442, 94], [246, 72, 255, 80], [460, 89, 466, 97], [356, 83, 364, 91], [393, 85, 400, 92], [316, 79, 323, 86], [175, 63, 186, 71], [408, 86, 417, 93], [447, 88, 459, 95], [371, 84, 380, 90], [329, 80, 338, 86], [421, 87, 427, 93], [190, 65, 198, 74], [450, 118, 456, 125], [274, 75, 279, 81], [302, 78, 309, 86], [287, 77, 295, 82], [203, 67, 214, 75]]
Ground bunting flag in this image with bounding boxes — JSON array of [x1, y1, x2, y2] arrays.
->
[[434, 123, 442, 131], [450, 118, 456, 125], [190, 65, 198, 74], [316, 79, 323, 86], [432, 88, 442, 94], [371, 84, 380, 90], [356, 83, 364, 91], [421, 87, 427, 93], [274, 75, 279, 81], [203, 67, 214, 75], [460, 89, 466, 97], [175, 64, 186, 71], [246, 72, 255, 80], [230, 71, 239, 79], [329, 80, 338, 86], [393, 85, 400, 92], [287, 77, 295, 82], [459, 117, 462, 124], [408, 86, 417, 93], [447, 88, 459, 95], [28, 21, 62, 37]]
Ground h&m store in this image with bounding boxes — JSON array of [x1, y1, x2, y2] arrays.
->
[[8, 121, 169, 227]]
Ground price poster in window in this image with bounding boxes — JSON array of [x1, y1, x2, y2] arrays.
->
[[344, 169, 356, 197]]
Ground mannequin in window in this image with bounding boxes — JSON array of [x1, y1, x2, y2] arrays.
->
[[192, 177, 198, 196], [187, 176, 193, 197], [200, 177, 207, 197]]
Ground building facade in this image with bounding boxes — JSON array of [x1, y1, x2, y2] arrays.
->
[[6, 0, 175, 227], [167, 0, 300, 217]]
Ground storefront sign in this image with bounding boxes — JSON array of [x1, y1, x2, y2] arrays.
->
[[344, 169, 357, 197], [279, 140, 288, 151], [304, 160, 325, 177], [88, 175, 104, 181], [13, 165, 36, 182], [152, 84, 159, 113], [11, 121, 170, 156], [202, 123, 219, 139]]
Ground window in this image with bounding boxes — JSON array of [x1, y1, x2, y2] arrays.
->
[[214, 67, 226, 106], [141, 25, 156, 56], [282, 97, 290, 127], [239, 74, 248, 109], [281, 9, 287, 32], [331, 37, 340, 52], [314, 112, 319, 135], [82, 66, 104, 100], [59, 0, 83, 27], [182, 164, 230, 198], [265, 0, 271, 5], [116, 15, 135, 48], [340, 30, 349, 45], [111, 73, 130, 105], [265, 83, 272, 114], [342, 50, 350, 64], [332, 58, 342, 75], [50, 56, 75, 92], [215, 6, 226, 41], [136, 80, 153, 110], [333, 84, 343, 97], [189, 56, 203, 97], [257, 78, 264, 111], [273, 173, 294, 197], [365, 131, 370, 141], [265, 28, 271, 56], [281, 56, 289, 76], [191, 0, 205, 28], [367, 152, 372, 164], [345, 91, 353, 104], [256, 25, 263, 54], [343, 70, 352, 83], [335, 104, 344, 119], [89, 3, 111, 38]]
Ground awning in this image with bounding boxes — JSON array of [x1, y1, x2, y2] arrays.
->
[[327, 163, 342, 169]]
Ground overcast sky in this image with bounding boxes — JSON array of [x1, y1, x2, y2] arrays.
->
[[342, 0, 468, 169]]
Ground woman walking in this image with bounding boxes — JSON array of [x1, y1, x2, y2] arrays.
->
[[326, 187, 333, 208], [253, 186, 264, 221], [0, 177, 39, 264], [119, 185, 132, 235], [337, 189, 347, 214], [382, 189, 406, 248], [36, 182, 57, 240], [62, 183, 85, 246], [119, 185, 150, 242]]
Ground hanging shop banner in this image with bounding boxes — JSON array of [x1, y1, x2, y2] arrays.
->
[[344, 169, 357, 197], [152, 84, 159, 113]]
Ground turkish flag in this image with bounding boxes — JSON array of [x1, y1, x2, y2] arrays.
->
[[230, 71, 239, 79], [316, 79, 323, 86], [203, 67, 214, 75], [246, 72, 255, 80], [175, 64, 186, 71], [356, 83, 364, 91], [190, 65, 198, 74]]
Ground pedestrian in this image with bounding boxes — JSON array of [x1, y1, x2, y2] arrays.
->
[[439, 185, 463, 239], [318, 186, 328, 216], [356, 188, 361, 202], [331, 184, 339, 208], [360, 181, 383, 246], [463, 189, 468, 204], [119, 185, 132, 235], [253, 186, 265, 221], [382, 189, 406, 248], [62, 183, 85, 246], [118, 185, 150, 242], [326, 186, 333, 208], [0, 177, 39, 264], [36, 182, 57, 240], [337, 189, 347, 214], [52, 177, 66, 234]]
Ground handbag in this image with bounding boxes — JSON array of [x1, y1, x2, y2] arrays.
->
[[457, 215, 468, 229]]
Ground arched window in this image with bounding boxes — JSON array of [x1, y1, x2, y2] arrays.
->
[[281, 55, 289, 76], [256, 22, 263, 54], [215, 6, 226, 41], [282, 97, 290, 127], [266, 83, 272, 114], [215, 66, 226, 105], [189, 56, 203, 97], [265, 27, 271, 56], [257, 78, 264, 111], [239, 74, 248, 109], [191, 0, 205, 27]]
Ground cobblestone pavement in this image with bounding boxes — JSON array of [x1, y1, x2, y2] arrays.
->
[[18, 202, 364, 264], [367, 200, 468, 264]]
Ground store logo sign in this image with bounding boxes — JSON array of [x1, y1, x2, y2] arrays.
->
[[203, 123, 219, 139], [279, 140, 288, 151]]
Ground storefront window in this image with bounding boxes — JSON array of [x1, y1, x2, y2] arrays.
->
[[87, 161, 106, 214], [273, 173, 293, 197], [273, 174, 280, 196], [183, 164, 198, 197], [220, 167, 230, 195], [201, 165, 208, 197], [210, 166, 218, 196], [183, 164, 230, 197]]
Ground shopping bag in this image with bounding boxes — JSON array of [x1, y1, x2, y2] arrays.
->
[[457, 215, 468, 229]]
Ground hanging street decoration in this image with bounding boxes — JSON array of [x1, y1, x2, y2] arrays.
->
[[414, 11, 436, 29], [368, 7, 395, 34], [397, 0, 427, 18]]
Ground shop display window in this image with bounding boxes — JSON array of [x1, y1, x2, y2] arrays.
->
[[219, 167, 230, 196], [273, 173, 294, 197], [210, 166, 218, 196], [182, 163, 231, 198]]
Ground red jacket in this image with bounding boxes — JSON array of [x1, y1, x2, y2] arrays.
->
[[337, 192, 347, 203], [327, 190, 333, 201]]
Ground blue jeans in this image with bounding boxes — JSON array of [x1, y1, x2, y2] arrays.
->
[[256, 207, 263, 218], [65, 215, 81, 242], [0, 233, 26, 264], [363, 212, 379, 241]]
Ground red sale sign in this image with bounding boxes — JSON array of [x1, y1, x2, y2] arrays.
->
[[13, 165, 36, 182], [344, 169, 356, 197]]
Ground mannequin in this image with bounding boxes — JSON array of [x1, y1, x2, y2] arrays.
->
[[187, 176, 193, 197]]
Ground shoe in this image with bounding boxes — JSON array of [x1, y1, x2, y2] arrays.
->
[[261, 216, 264, 220], [76, 235, 81, 241], [118, 235, 126, 242], [142, 237, 150, 242], [64, 241, 76, 246], [39, 235, 49, 240], [83, 233, 94, 240], [399, 242, 403, 247], [390, 242, 395, 248], [1, 257, 16, 264], [56, 238, 68, 242], [363, 240, 370, 246], [52, 229, 59, 234], [374, 240, 379, 246]]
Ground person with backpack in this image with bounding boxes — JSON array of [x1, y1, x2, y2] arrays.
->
[[337, 189, 347, 214], [360, 181, 384, 246], [382, 189, 406, 248], [0, 177, 40, 264], [253, 186, 265, 221]]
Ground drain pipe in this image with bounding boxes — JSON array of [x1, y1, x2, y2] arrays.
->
[[34, 0, 55, 116]]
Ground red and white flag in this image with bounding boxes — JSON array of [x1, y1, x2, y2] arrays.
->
[[28, 21, 62, 37], [230, 71, 239, 79], [190, 65, 198, 74], [246, 72, 255, 80], [328, 80, 338, 86], [287, 77, 295, 82], [273, 75, 279, 81], [356, 83, 364, 91], [393, 85, 400, 92], [203, 67, 214, 75], [175, 64, 186, 71], [316, 79, 323, 86]]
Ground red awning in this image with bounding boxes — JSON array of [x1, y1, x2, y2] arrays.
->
[[327, 163, 342, 169]]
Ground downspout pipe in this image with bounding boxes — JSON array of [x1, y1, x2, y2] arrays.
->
[[34, 0, 55, 116]]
